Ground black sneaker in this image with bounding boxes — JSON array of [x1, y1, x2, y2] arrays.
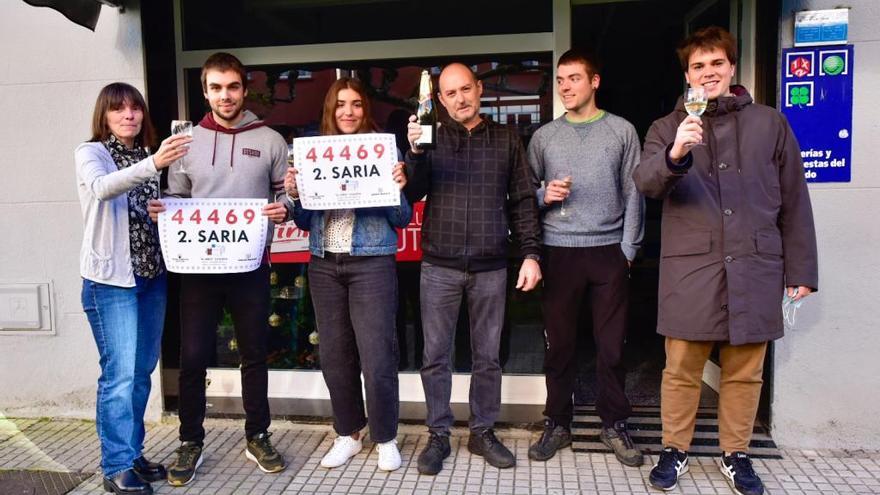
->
[[599, 420, 644, 467], [720, 452, 764, 495], [417, 432, 451, 475], [132, 455, 166, 483], [528, 418, 572, 461], [649, 447, 689, 491], [166, 442, 203, 486], [245, 432, 287, 473], [467, 428, 515, 469], [103, 468, 152, 495]]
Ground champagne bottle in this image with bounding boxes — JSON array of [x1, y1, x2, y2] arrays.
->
[[415, 69, 437, 150]]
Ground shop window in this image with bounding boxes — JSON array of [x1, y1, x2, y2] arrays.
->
[[182, 53, 552, 374], [184, 55, 553, 146]]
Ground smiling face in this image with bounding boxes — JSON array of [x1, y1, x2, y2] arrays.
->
[[685, 47, 736, 100], [203, 69, 247, 127], [105, 100, 143, 148], [334, 88, 365, 135], [438, 63, 483, 129], [556, 62, 600, 116]]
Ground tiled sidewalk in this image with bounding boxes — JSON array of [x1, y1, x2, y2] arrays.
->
[[1, 416, 879, 494]]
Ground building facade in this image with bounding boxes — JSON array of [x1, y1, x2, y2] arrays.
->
[[0, 0, 877, 448]]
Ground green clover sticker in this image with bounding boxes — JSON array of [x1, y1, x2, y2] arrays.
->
[[789, 86, 810, 106]]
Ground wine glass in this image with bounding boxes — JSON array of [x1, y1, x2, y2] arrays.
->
[[556, 168, 573, 217], [171, 120, 193, 172], [684, 87, 707, 146]]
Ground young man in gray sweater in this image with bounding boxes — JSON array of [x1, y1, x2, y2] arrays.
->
[[527, 49, 645, 466]]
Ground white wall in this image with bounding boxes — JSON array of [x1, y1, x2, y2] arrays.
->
[[773, 0, 880, 448], [0, 2, 163, 422]]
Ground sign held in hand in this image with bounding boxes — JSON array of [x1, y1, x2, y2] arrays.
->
[[159, 198, 268, 273], [293, 133, 400, 210]]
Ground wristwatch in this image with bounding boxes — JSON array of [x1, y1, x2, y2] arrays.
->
[[524, 254, 541, 262]]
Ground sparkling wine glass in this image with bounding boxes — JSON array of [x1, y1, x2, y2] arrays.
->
[[171, 120, 193, 172], [556, 168, 573, 217], [684, 87, 707, 146]]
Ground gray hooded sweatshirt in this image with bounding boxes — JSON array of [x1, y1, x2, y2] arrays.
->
[[165, 110, 289, 243]]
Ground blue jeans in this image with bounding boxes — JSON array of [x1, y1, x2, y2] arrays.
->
[[419, 262, 506, 434], [81, 273, 166, 477], [309, 253, 400, 443]]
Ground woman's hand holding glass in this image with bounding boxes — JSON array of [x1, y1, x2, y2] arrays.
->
[[151, 134, 192, 169]]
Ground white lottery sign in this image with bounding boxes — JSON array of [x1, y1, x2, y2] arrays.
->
[[159, 198, 268, 273], [293, 133, 400, 210]]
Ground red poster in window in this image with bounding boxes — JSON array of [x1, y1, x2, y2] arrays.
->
[[396, 200, 424, 261], [269, 221, 311, 263]]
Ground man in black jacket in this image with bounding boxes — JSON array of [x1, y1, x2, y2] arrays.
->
[[404, 63, 542, 475]]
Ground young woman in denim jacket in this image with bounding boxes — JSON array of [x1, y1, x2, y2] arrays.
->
[[284, 77, 412, 471], [75, 83, 190, 494]]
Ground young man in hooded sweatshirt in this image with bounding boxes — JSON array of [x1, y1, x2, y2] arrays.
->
[[148, 52, 290, 486], [633, 27, 817, 495]]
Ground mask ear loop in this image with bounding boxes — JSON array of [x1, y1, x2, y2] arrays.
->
[[782, 294, 805, 328], [783, 300, 796, 327]]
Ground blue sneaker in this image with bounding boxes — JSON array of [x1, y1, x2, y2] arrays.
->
[[720, 452, 764, 495], [649, 447, 689, 491]]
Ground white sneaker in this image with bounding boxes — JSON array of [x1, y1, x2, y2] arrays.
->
[[376, 439, 401, 471], [320, 435, 363, 468]]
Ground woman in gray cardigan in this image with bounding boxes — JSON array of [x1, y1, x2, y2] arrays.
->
[[75, 83, 190, 495]]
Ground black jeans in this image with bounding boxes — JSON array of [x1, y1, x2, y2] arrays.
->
[[177, 265, 271, 443], [309, 253, 400, 443], [541, 245, 632, 428]]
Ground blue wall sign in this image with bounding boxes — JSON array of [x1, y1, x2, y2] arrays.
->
[[781, 45, 853, 183]]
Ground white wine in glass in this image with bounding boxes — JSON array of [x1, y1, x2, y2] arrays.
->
[[684, 90, 707, 116], [171, 120, 193, 172], [684, 87, 707, 146], [556, 169, 573, 217]]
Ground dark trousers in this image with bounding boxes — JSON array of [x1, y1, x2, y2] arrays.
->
[[420, 262, 507, 434], [396, 262, 423, 370], [309, 254, 400, 443], [177, 265, 271, 443], [542, 245, 632, 428]]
